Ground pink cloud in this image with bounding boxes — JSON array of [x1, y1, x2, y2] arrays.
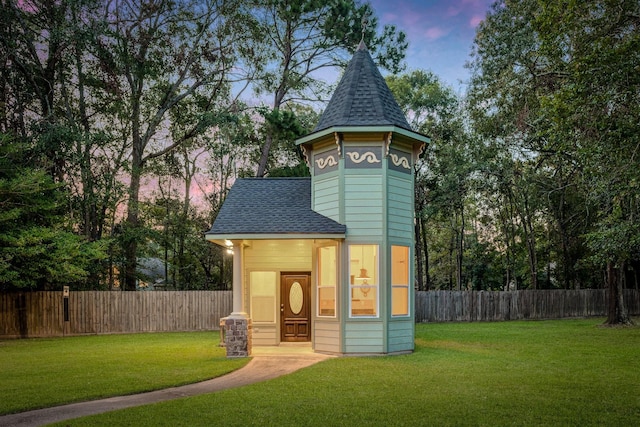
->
[[424, 26, 448, 40], [447, 6, 462, 17], [469, 15, 484, 27]]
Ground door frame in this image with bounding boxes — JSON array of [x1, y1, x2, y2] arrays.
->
[[280, 272, 312, 343]]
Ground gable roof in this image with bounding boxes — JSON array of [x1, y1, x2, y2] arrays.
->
[[205, 178, 346, 241], [313, 41, 412, 133]]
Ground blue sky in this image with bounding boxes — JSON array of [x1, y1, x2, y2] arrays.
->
[[370, 0, 495, 94]]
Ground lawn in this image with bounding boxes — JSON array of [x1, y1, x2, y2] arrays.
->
[[3, 319, 639, 426], [0, 332, 248, 415]]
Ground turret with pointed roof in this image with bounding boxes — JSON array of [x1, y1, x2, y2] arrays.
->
[[207, 35, 428, 357], [313, 41, 412, 132], [292, 40, 429, 354]]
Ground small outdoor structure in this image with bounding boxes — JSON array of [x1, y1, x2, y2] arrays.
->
[[206, 41, 429, 357]]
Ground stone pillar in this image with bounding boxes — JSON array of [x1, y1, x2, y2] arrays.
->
[[225, 241, 251, 357], [224, 317, 252, 358]]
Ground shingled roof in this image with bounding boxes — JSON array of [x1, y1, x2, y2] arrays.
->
[[313, 41, 412, 132], [206, 178, 346, 239]]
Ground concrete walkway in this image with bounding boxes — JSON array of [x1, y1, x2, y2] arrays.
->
[[0, 348, 331, 427]]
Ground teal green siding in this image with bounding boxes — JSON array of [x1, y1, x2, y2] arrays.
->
[[304, 135, 422, 355], [388, 175, 413, 240], [344, 321, 384, 353], [313, 175, 340, 221], [344, 174, 384, 237], [388, 320, 414, 353]]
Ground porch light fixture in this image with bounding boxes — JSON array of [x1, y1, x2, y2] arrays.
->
[[224, 240, 234, 255]]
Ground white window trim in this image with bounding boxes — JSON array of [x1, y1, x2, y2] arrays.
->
[[391, 245, 411, 317], [349, 244, 380, 318], [316, 244, 338, 318]]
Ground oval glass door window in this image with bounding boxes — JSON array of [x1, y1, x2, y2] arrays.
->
[[289, 281, 304, 314]]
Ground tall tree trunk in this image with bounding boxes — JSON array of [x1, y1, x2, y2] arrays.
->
[[523, 220, 538, 289], [421, 216, 431, 290], [123, 118, 144, 291], [455, 207, 465, 290], [178, 163, 192, 289], [414, 217, 425, 291], [519, 195, 538, 290], [256, 133, 273, 177], [605, 261, 633, 325], [124, 170, 141, 291]]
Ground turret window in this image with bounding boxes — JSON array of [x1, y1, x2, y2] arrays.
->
[[391, 245, 410, 316], [349, 245, 379, 317]]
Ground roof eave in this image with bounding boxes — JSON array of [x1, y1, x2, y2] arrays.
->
[[296, 125, 430, 146], [206, 233, 346, 247]]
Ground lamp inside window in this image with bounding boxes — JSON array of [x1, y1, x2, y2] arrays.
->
[[356, 268, 372, 296]]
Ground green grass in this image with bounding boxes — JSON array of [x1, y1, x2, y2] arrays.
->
[[56, 319, 640, 427], [3, 320, 639, 426], [0, 332, 248, 415]]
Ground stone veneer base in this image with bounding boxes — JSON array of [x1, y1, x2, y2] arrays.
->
[[224, 317, 252, 358]]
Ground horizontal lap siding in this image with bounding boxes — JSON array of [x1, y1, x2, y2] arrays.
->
[[313, 176, 340, 220], [344, 321, 384, 353], [388, 320, 414, 352], [314, 320, 340, 353], [345, 175, 383, 237], [244, 240, 312, 271], [388, 176, 413, 240], [253, 324, 277, 346]]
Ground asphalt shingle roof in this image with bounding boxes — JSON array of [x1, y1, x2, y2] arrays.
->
[[313, 41, 412, 132], [206, 178, 346, 236]]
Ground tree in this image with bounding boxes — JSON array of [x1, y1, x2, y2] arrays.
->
[[387, 70, 472, 290], [250, 0, 408, 177], [468, 0, 639, 322], [95, 0, 254, 290], [1, 0, 127, 247], [535, 0, 639, 324], [0, 135, 106, 291]]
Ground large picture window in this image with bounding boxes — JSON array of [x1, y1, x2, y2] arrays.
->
[[391, 245, 410, 316], [250, 271, 277, 323], [317, 245, 337, 317], [349, 244, 378, 317]]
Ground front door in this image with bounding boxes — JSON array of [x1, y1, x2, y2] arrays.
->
[[280, 273, 311, 342]]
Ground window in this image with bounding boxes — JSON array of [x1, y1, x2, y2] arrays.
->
[[391, 246, 410, 316], [250, 271, 276, 323], [349, 245, 378, 317], [317, 245, 337, 317]]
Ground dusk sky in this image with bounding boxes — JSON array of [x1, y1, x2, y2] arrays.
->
[[370, 0, 495, 94]]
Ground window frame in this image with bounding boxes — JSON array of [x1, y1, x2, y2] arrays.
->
[[316, 244, 338, 318], [349, 244, 379, 318], [391, 245, 411, 317]]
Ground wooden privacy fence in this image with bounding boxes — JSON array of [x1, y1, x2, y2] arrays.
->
[[415, 289, 640, 322], [2, 289, 639, 338], [1, 291, 232, 338]]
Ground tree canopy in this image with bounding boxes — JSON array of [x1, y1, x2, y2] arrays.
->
[[1, 0, 638, 317]]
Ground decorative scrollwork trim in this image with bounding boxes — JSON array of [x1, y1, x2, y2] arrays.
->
[[334, 132, 342, 156], [389, 153, 411, 169], [385, 132, 392, 157], [301, 145, 310, 168], [315, 155, 338, 169], [346, 151, 381, 164]]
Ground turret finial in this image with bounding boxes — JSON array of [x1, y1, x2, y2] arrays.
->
[[360, 11, 370, 47]]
